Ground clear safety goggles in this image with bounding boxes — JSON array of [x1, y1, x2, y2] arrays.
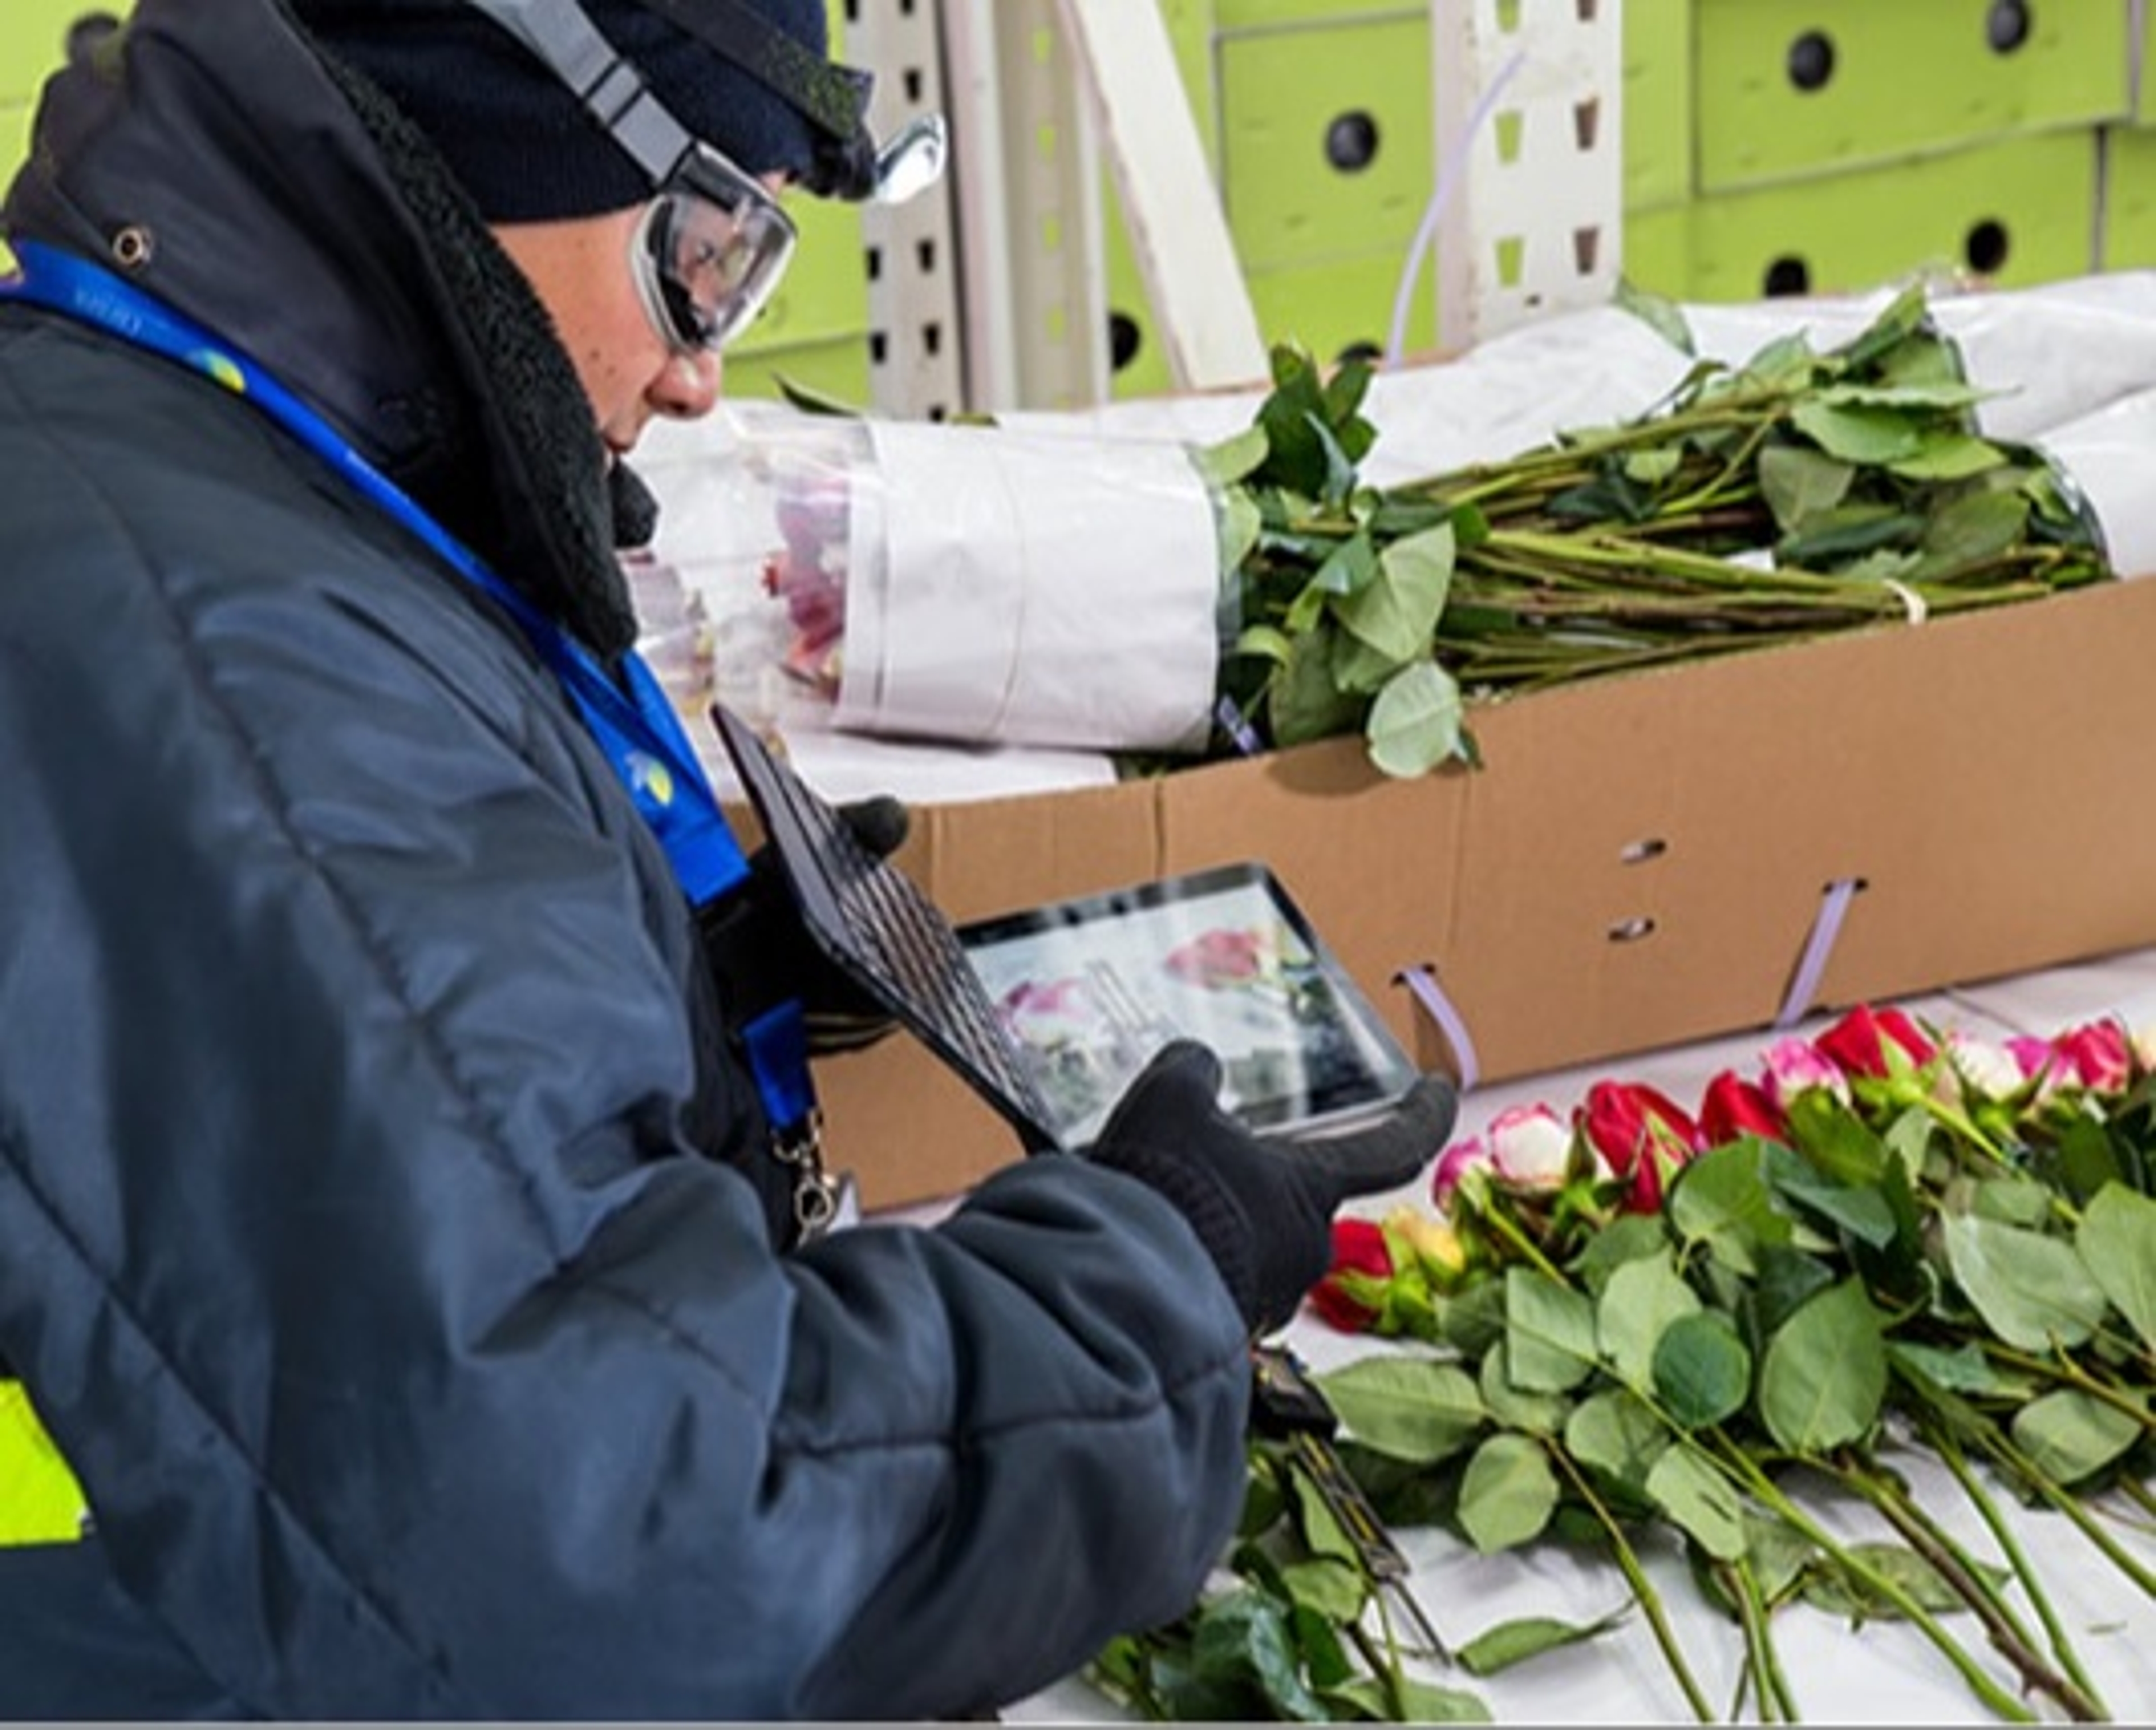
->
[[628, 142, 797, 354]]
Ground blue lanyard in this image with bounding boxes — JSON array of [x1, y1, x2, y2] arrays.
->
[[0, 236, 816, 1134]]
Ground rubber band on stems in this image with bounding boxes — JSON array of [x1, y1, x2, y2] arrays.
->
[[1385, 42, 1529, 369], [1775, 877, 1867, 1031], [1397, 964, 1481, 1093]]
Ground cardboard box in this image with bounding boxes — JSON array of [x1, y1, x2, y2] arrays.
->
[[815, 575, 2156, 1210]]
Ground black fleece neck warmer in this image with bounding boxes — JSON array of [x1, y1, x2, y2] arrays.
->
[[314, 52, 641, 658]]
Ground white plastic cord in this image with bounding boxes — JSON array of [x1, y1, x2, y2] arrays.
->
[[1385, 42, 1529, 369]]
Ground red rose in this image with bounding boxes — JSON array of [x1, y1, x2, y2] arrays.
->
[[1578, 1081, 1702, 1213], [1815, 1004, 1935, 1081], [1698, 1069, 1787, 1147], [1308, 1216, 1395, 1334]]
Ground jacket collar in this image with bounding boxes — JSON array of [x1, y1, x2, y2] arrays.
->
[[1, 0, 638, 658]]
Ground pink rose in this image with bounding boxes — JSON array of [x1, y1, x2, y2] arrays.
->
[[1762, 1036, 1851, 1109], [1431, 1102, 1574, 1209], [2053, 1021, 2132, 1093]]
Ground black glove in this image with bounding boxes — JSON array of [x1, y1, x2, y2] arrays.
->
[[1086, 1040, 1458, 1337], [696, 795, 911, 1055]]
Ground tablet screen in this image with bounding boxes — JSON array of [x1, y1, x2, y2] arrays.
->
[[956, 862, 1422, 1145]]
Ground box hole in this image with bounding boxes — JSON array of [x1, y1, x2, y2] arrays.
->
[[904, 67, 924, 104], [1573, 97, 1600, 152], [1966, 219, 2010, 276], [1831, 876, 1872, 895], [915, 237, 937, 273], [870, 331, 889, 365], [1577, 0, 1598, 19], [1573, 225, 1600, 275], [1764, 254, 1812, 296], [865, 245, 884, 282], [1608, 916, 1657, 944], [1986, 0, 2030, 52], [1496, 235, 1525, 287], [1496, 0, 1522, 31], [922, 321, 943, 358], [1786, 30, 1835, 91], [1620, 837, 1668, 866], [1326, 112, 1380, 173]]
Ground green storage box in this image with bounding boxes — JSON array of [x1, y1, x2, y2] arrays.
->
[[1624, 127, 2098, 302], [2101, 124, 2156, 268], [1245, 247, 1437, 371], [1216, 10, 1433, 273], [1695, 0, 2129, 193], [1624, 0, 1695, 212]]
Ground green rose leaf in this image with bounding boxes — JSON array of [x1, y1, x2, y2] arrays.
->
[[1669, 1139, 1792, 1278], [1645, 1445, 1747, 1561], [1889, 1339, 2034, 1401], [1941, 1214, 2111, 1352], [1215, 483, 1264, 574], [1653, 1311, 1753, 1431], [1564, 1388, 1672, 1492], [1457, 1432, 1560, 1554], [1336, 520, 1454, 662], [1456, 1607, 1629, 1677], [1792, 400, 1925, 465], [1277, 1557, 1368, 1626], [1317, 1356, 1487, 1465], [1597, 1253, 1702, 1390], [1196, 423, 1270, 488], [1758, 442, 1855, 535], [1758, 1278, 1886, 1453], [2010, 1388, 2148, 1488], [1478, 1343, 1572, 1438], [1269, 624, 1363, 747], [1365, 658, 1468, 778], [1326, 1677, 1494, 1723], [1888, 433, 2006, 482], [1505, 1266, 1600, 1394], [2075, 1182, 2156, 1356], [1802, 1543, 1983, 1621], [1185, 1588, 1328, 1722]]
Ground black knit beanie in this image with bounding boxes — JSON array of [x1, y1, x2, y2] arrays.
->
[[287, 0, 831, 222]]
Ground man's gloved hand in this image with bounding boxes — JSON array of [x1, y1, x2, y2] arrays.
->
[[1085, 1040, 1458, 1337], [696, 795, 910, 1055]]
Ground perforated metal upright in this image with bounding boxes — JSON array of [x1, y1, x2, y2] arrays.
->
[[848, 0, 967, 419], [1430, 0, 1625, 351]]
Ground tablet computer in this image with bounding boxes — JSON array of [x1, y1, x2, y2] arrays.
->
[[957, 862, 1422, 1148]]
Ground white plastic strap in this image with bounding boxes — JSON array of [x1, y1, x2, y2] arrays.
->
[[1397, 964, 1481, 1092], [1776, 877, 1865, 1031]]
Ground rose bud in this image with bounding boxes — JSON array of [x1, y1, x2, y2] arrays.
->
[[1698, 1069, 1787, 1147], [1762, 1036, 1851, 1109], [1944, 1029, 2025, 1104], [1579, 1081, 1702, 1213], [1815, 1004, 1936, 1081], [1309, 1216, 1396, 1334], [2052, 1020, 2132, 1094]]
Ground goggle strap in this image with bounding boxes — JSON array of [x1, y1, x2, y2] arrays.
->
[[633, 0, 869, 144], [467, 0, 692, 182]]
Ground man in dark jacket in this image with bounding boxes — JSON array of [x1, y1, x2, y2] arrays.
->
[[0, 0, 1452, 1717]]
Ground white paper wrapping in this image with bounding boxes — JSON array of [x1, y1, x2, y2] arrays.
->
[[2038, 386, 2156, 580], [835, 422, 1220, 752]]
